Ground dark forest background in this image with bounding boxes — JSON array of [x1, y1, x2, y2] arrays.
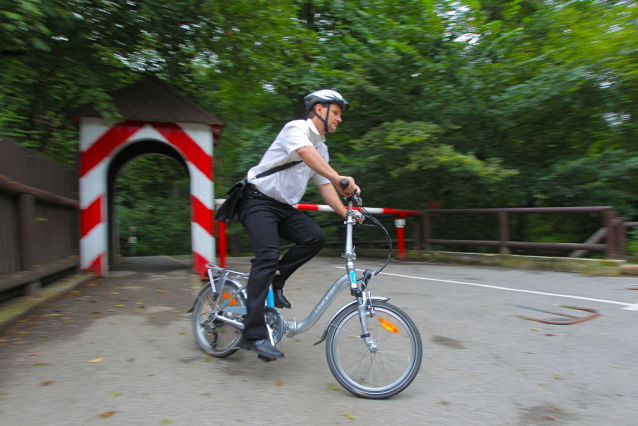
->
[[2, 0, 637, 256]]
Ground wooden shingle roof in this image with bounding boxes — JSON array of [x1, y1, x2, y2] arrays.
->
[[68, 75, 222, 125]]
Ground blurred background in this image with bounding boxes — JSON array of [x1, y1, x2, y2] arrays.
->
[[1, 0, 637, 258]]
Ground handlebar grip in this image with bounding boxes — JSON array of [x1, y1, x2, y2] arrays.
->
[[340, 179, 350, 191]]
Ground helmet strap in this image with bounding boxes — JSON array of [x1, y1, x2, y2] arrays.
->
[[318, 103, 332, 134]]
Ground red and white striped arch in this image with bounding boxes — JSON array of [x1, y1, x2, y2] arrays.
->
[[79, 118, 218, 278]]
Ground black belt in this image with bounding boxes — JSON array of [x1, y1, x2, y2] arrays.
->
[[245, 183, 273, 198]]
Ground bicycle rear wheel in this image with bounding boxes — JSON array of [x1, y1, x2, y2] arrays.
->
[[326, 301, 422, 399], [192, 279, 245, 358]]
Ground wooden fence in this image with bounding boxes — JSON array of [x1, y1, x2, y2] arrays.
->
[[0, 135, 79, 297], [421, 206, 628, 259]]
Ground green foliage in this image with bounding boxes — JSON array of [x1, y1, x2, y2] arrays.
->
[[4, 0, 638, 256], [115, 156, 191, 256], [349, 120, 517, 209], [628, 228, 638, 258]]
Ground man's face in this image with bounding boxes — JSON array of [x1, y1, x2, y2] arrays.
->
[[316, 103, 343, 133]]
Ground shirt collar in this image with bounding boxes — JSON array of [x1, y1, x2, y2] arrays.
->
[[306, 119, 325, 145]]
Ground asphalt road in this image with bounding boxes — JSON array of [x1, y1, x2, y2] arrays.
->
[[1, 255, 637, 426]]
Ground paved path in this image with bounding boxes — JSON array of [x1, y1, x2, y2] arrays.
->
[[1, 256, 637, 425]]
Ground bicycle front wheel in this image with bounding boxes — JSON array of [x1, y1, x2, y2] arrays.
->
[[326, 301, 422, 399]]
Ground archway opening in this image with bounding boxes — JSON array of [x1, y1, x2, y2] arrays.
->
[[107, 140, 191, 269]]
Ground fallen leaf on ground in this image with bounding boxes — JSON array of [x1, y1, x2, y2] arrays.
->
[[135, 302, 144, 305], [39, 380, 55, 386], [328, 384, 339, 391], [127, 358, 135, 362], [160, 420, 173, 425], [115, 305, 125, 307], [34, 363, 50, 366], [344, 414, 356, 419], [98, 411, 115, 418], [92, 312, 101, 315], [108, 309, 116, 312], [276, 380, 283, 386], [142, 392, 150, 395], [170, 310, 180, 313], [179, 331, 187, 335], [203, 354, 211, 362], [111, 292, 119, 295], [110, 393, 120, 397], [134, 308, 144, 312], [88, 358, 105, 363], [553, 375, 563, 379]]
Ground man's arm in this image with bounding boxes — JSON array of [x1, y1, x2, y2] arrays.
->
[[296, 146, 360, 196], [317, 183, 346, 219]]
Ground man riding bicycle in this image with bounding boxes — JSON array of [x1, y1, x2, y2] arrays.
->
[[238, 89, 361, 360]]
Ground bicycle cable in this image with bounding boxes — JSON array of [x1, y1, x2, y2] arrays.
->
[[357, 206, 392, 276]]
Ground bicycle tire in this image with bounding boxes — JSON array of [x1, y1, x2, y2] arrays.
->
[[325, 301, 422, 399], [192, 279, 245, 358]]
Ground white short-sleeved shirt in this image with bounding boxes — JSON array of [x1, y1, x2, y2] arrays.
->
[[247, 119, 331, 205]]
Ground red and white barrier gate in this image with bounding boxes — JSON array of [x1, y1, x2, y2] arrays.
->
[[214, 199, 420, 267]]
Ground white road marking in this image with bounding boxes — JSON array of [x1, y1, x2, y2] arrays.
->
[[336, 267, 637, 310]]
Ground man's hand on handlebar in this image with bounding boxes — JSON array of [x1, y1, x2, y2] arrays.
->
[[335, 176, 360, 197]]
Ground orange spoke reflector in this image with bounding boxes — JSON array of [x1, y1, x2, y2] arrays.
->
[[378, 317, 400, 334], [222, 292, 237, 306]]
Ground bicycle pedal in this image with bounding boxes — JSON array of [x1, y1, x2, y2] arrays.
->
[[257, 354, 277, 362]]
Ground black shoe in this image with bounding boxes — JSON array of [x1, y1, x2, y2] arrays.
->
[[240, 338, 285, 359], [273, 289, 292, 309]]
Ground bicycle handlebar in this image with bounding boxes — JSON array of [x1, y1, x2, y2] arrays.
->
[[339, 179, 362, 206]]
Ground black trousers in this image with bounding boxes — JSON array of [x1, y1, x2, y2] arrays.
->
[[238, 188, 327, 340]]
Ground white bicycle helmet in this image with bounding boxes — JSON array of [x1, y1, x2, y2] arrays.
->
[[304, 89, 350, 112], [304, 89, 350, 133]]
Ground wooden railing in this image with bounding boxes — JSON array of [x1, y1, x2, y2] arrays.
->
[[0, 135, 79, 297], [421, 206, 624, 259]]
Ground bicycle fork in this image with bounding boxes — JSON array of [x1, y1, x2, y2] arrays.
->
[[356, 291, 378, 351]]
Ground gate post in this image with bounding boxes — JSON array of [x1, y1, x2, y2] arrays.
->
[[395, 215, 406, 261], [217, 220, 227, 268]]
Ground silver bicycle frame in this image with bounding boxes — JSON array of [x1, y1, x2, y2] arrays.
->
[[203, 195, 374, 341]]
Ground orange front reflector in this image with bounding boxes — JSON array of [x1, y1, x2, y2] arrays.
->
[[378, 317, 400, 334]]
